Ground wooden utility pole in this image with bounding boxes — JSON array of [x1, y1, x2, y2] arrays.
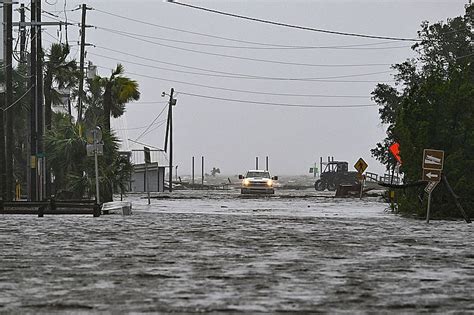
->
[[5, 0, 14, 200], [29, 0, 37, 201], [36, 0, 46, 200], [77, 4, 88, 122], [19, 4, 26, 63], [201, 156, 204, 186], [167, 88, 175, 192]]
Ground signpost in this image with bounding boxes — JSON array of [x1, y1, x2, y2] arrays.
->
[[354, 158, 368, 174], [422, 149, 444, 223], [354, 158, 368, 199]]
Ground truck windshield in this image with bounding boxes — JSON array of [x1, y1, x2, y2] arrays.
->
[[246, 171, 270, 178]]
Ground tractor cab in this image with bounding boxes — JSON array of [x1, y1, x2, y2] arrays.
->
[[323, 161, 348, 174], [315, 161, 358, 191]]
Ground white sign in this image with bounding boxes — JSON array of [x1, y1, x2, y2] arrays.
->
[[424, 181, 439, 194], [422, 169, 442, 182], [422, 149, 445, 171]]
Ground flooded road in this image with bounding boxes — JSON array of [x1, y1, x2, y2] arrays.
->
[[1, 190, 473, 313]]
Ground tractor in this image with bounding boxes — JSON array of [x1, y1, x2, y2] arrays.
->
[[314, 161, 359, 191]]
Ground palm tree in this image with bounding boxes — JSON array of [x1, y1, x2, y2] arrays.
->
[[45, 112, 133, 201], [44, 43, 78, 130], [101, 64, 140, 132]]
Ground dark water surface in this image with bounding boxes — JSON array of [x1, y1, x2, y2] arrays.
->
[[1, 191, 473, 313]]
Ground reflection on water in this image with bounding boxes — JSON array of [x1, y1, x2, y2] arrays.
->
[[1, 191, 472, 313]]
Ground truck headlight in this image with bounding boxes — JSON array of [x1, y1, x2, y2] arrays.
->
[[243, 179, 250, 186], [266, 179, 273, 187]]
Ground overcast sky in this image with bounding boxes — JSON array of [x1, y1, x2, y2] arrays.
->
[[32, 0, 469, 175]]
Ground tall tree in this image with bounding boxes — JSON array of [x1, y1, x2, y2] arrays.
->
[[101, 64, 140, 132], [44, 43, 78, 130], [372, 4, 473, 217]]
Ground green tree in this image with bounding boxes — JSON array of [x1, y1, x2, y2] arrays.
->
[[0, 62, 31, 192], [45, 112, 133, 201], [44, 43, 79, 130], [101, 64, 140, 132], [372, 4, 474, 218]]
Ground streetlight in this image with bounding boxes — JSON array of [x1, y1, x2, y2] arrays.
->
[[162, 88, 177, 192]]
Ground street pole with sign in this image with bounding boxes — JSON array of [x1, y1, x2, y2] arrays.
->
[[354, 158, 368, 199], [422, 149, 444, 223], [87, 127, 103, 205]]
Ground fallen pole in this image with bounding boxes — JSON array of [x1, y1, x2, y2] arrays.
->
[[442, 174, 471, 224]]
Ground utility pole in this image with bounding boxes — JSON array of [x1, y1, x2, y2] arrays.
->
[[5, 0, 14, 200], [19, 4, 26, 63], [168, 88, 174, 192], [36, 0, 46, 200], [29, 0, 37, 201], [77, 4, 89, 123], [0, 99, 4, 202]]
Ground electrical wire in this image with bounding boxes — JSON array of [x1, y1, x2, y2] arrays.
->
[[93, 25, 411, 51], [89, 51, 394, 81], [168, 1, 421, 42], [116, 119, 167, 131], [176, 91, 377, 108], [134, 104, 169, 141], [96, 26, 399, 68], [93, 42, 393, 69], [93, 8, 415, 48], [2, 86, 35, 112], [95, 64, 394, 85], [135, 120, 167, 140]]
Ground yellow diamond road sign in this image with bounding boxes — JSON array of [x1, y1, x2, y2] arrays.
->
[[354, 158, 368, 174]]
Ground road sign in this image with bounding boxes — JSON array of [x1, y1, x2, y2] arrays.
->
[[422, 169, 441, 182], [86, 143, 104, 157], [86, 127, 103, 144], [354, 158, 368, 174], [423, 149, 444, 171], [424, 181, 439, 194]]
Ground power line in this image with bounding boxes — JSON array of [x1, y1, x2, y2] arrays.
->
[[136, 120, 167, 140], [93, 7, 416, 49], [90, 51, 394, 81], [95, 26, 400, 68], [134, 104, 169, 141], [96, 64, 393, 84], [43, 33, 378, 99], [176, 91, 377, 109], [94, 65, 392, 104], [42, 13, 400, 68], [116, 119, 167, 131], [168, 1, 421, 42], [2, 86, 35, 112], [93, 25, 411, 51]]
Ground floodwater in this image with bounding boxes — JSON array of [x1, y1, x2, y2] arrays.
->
[[1, 189, 473, 313]]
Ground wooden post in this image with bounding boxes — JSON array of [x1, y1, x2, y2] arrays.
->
[[426, 191, 432, 224], [201, 156, 204, 188], [145, 162, 150, 205], [192, 156, 195, 188]]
